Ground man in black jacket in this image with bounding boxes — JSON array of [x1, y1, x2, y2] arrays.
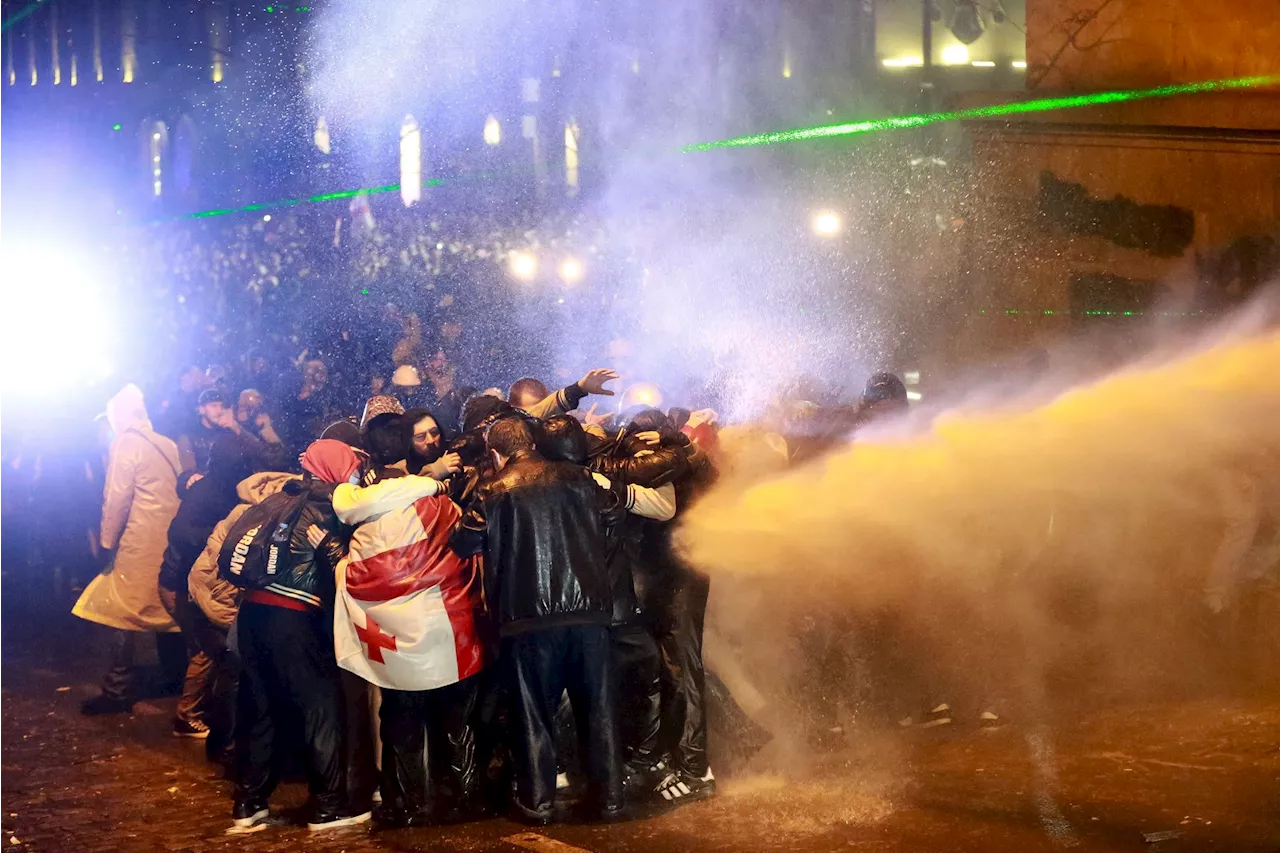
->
[[231, 438, 371, 833], [581, 421, 689, 788], [450, 417, 626, 824], [159, 433, 260, 740]]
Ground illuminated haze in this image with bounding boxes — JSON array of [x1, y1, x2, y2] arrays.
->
[[306, 2, 901, 416]]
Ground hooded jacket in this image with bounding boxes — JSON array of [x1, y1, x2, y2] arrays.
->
[[188, 471, 299, 628], [73, 385, 182, 632], [158, 432, 260, 593]]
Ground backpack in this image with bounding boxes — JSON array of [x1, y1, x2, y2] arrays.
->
[[217, 489, 311, 589]]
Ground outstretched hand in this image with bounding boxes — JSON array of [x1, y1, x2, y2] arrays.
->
[[578, 368, 620, 396], [582, 403, 614, 428]]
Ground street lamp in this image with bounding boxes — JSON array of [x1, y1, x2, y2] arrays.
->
[[559, 257, 583, 284], [509, 251, 537, 281], [811, 210, 842, 237]]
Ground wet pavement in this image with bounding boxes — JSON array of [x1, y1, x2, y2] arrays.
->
[[3, 606, 1278, 853]]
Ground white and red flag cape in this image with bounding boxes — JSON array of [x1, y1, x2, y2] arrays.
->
[[335, 492, 487, 690]]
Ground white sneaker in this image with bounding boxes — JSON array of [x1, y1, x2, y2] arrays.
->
[[231, 806, 269, 828], [919, 703, 953, 728]]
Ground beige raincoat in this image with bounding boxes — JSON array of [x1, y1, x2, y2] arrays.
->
[[73, 385, 182, 632]]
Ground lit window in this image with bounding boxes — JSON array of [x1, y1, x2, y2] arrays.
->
[[314, 116, 331, 154], [51, 4, 61, 85], [484, 115, 501, 146], [400, 115, 421, 208], [122, 5, 137, 83], [564, 119, 580, 195], [93, 3, 103, 82], [148, 121, 167, 197]]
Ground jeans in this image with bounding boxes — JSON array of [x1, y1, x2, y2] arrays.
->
[[159, 586, 217, 724]]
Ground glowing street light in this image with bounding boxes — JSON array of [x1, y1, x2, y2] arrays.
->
[[559, 257, 583, 283], [811, 210, 842, 237], [484, 115, 501, 146], [509, 251, 537, 281]]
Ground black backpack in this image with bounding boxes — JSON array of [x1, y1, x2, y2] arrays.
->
[[217, 490, 311, 589]]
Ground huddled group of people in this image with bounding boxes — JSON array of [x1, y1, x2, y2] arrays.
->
[[71, 352, 761, 832]]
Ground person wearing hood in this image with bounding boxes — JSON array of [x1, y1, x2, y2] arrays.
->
[[75, 385, 186, 716], [857, 372, 910, 427], [188, 469, 300, 763], [231, 439, 370, 832], [158, 432, 261, 738], [331, 459, 483, 828]]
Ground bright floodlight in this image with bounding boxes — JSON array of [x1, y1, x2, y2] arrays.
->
[[812, 210, 842, 236], [509, 251, 538, 281], [941, 44, 970, 65], [1, 245, 116, 393], [559, 257, 583, 283], [484, 115, 501, 146], [622, 383, 663, 409]]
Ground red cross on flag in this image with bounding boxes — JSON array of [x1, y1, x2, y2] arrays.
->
[[334, 493, 488, 690], [354, 614, 397, 664]]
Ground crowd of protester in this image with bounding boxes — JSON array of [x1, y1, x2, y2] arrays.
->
[[69, 339, 755, 831], [122, 199, 635, 408], [63, 295, 946, 833], [10, 198, 1275, 836]]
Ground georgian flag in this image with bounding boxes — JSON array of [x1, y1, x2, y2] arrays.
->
[[334, 493, 487, 690]]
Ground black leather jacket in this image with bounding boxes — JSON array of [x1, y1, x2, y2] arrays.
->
[[450, 450, 625, 636], [587, 429, 691, 625], [252, 478, 349, 609]]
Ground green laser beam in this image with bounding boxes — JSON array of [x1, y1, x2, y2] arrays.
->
[[1, 0, 43, 33], [684, 75, 1280, 152], [173, 159, 544, 222], [185, 181, 435, 220]]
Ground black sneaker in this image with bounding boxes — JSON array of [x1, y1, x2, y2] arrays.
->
[[173, 718, 211, 739], [372, 805, 417, 829], [231, 801, 269, 828], [655, 768, 716, 805], [623, 756, 667, 795], [306, 806, 373, 832], [80, 695, 134, 716]]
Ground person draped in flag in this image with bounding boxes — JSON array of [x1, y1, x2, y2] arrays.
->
[[330, 457, 486, 827]]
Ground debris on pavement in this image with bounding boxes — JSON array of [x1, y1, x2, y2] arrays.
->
[[1143, 830, 1183, 843]]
